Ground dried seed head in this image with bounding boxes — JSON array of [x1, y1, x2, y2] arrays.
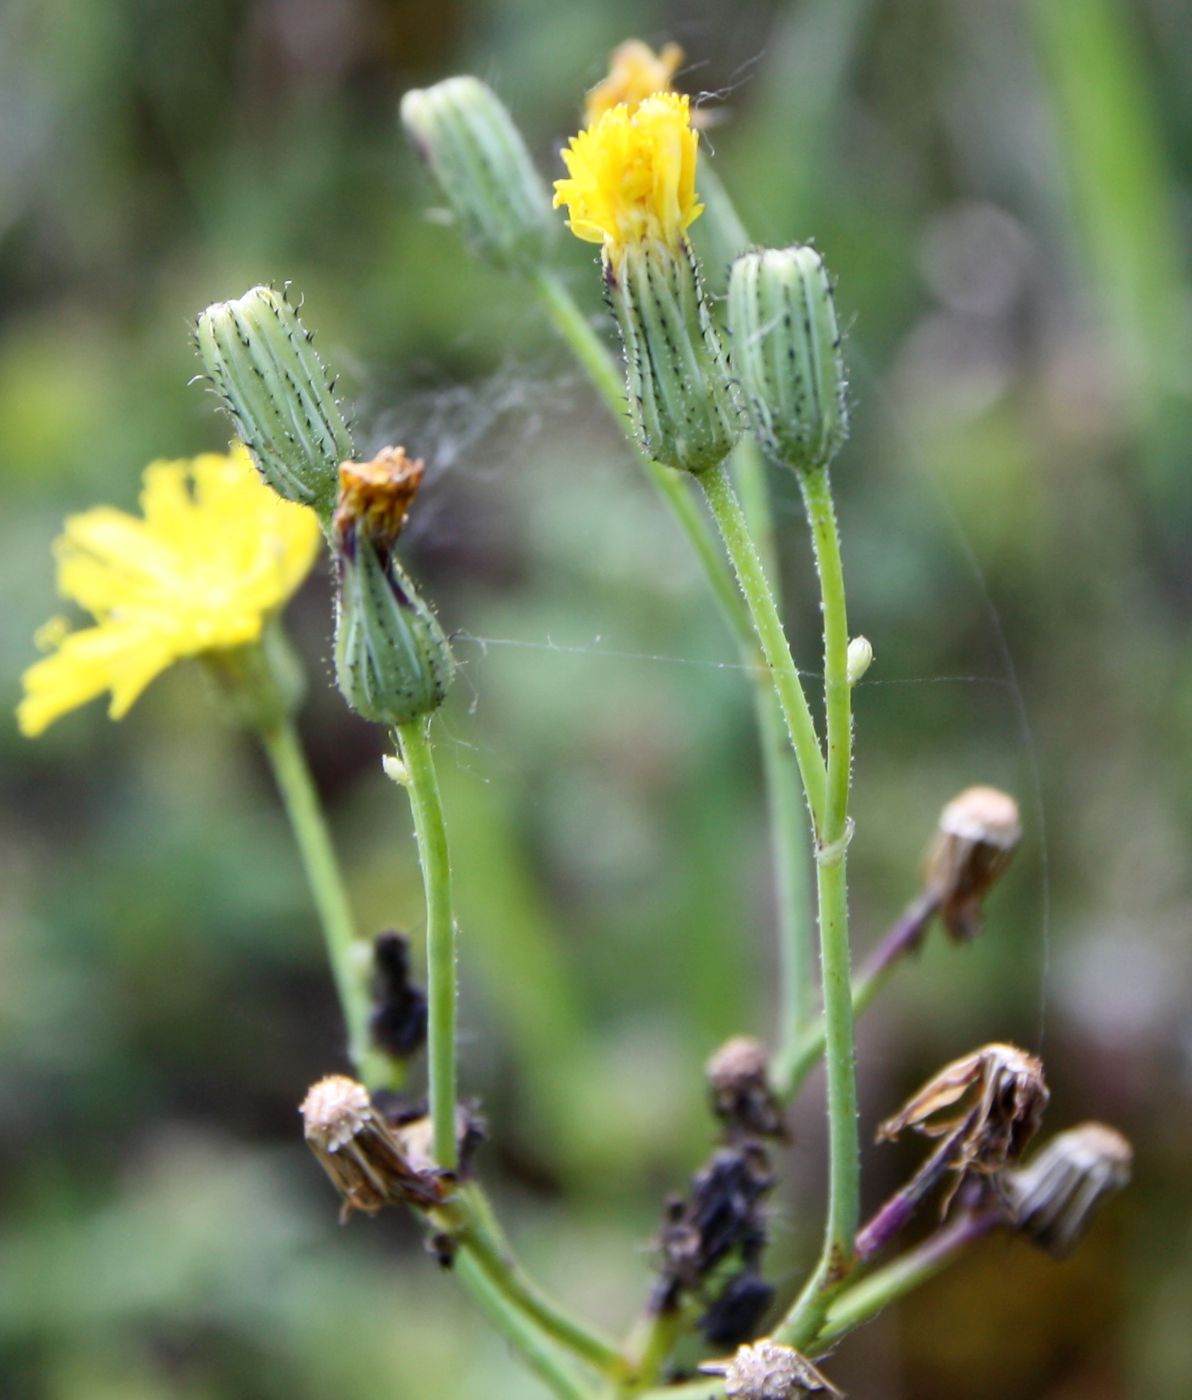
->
[[299, 1074, 448, 1221], [706, 1036, 788, 1141], [922, 786, 1021, 941], [1002, 1121, 1132, 1258], [701, 1339, 844, 1399], [335, 449, 425, 555], [878, 1043, 1049, 1197]]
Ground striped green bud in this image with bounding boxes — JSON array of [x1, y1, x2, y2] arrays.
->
[[727, 245, 848, 474], [195, 285, 353, 525], [609, 240, 740, 474], [333, 451, 453, 727], [401, 76, 554, 273]]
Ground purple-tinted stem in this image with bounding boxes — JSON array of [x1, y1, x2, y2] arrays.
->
[[857, 889, 939, 984], [855, 1126, 966, 1259]]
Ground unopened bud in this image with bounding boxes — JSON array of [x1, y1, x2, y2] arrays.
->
[[727, 246, 848, 474], [923, 785, 1022, 941], [333, 450, 454, 727], [401, 76, 554, 273], [300, 1074, 448, 1221], [611, 240, 740, 473], [195, 285, 353, 523], [706, 1036, 788, 1141], [1002, 1122, 1132, 1258], [701, 1339, 843, 1399], [878, 1043, 1048, 1202], [846, 635, 873, 686]]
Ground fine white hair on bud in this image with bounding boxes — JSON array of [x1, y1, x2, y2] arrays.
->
[[610, 239, 741, 474], [401, 76, 554, 272], [727, 245, 848, 475], [195, 284, 353, 526]]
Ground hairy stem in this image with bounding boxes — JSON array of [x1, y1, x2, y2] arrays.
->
[[258, 716, 390, 1086], [530, 266, 752, 644], [771, 891, 938, 1098], [394, 717, 458, 1170], [700, 461, 827, 829], [804, 1210, 1000, 1352], [441, 1186, 626, 1379]]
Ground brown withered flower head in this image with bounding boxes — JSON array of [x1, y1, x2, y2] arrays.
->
[[300, 1074, 449, 1222], [333, 447, 425, 560], [878, 1043, 1049, 1208], [701, 1338, 844, 1399], [1001, 1121, 1132, 1258], [922, 785, 1021, 941], [706, 1036, 789, 1142]]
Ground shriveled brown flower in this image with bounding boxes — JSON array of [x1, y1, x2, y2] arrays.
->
[[878, 1043, 1048, 1208], [701, 1338, 843, 1399], [706, 1036, 788, 1141], [333, 447, 425, 556], [1002, 1121, 1132, 1258], [300, 1074, 449, 1222], [922, 786, 1021, 941]]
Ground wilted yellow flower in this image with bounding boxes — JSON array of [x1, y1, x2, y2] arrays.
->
[[553, 91, 702, 265], [584, 39, 685, 124], [18, 444, 320, 737]]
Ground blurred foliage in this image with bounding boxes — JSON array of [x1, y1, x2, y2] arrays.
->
[[2, 0, 1190, 1396]]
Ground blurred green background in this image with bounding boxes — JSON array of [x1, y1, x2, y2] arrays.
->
[[2, 0, 1190, 1395]]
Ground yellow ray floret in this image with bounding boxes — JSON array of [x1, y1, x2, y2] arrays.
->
[[18, 444, 320, 737], [553, 92, 702, 262], [584, 40, 685, 125]]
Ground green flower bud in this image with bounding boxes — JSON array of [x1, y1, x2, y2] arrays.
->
[[401, 76, 554, 273], [727, 245, 848, 474], [333, 451, 453, 727], [195, 285, 353, 524], [609, 240, 740, 474]]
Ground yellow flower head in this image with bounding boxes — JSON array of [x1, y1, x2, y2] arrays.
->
[[583, 40, 685, 125], [553, 92, 702, 264], [18, 444, 320, 737]]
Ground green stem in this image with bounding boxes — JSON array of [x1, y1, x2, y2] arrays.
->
[[258, 716, 388, 1086], [452, 1249, 593, 1400], [530, 267, 750, 638], [735, 438, 816, 1041], [394, 716, 458, 1170], [773, 892, 937, 1098], [775, 466, 860, 1338], [443, 1186, 626, 1379], [700, 460, 827, 833], [801, 1211, 999, 1352]]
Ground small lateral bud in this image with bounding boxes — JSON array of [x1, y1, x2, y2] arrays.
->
[[610, 240, 740, 473], [400, 76, 554, 273], [300, 1074, 448, 1221], [1002, 1122, 1132, 1258], [333, 450, 454, 728], [706, 1036, 788, 1141], [727, 245, 848, 475], [700, 1339, 843, 1399], [846, 635, 873, 686], [195, 285, 353, 523], [923, 785, 1022, 941], [878, 1043, 1049, 1198]]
